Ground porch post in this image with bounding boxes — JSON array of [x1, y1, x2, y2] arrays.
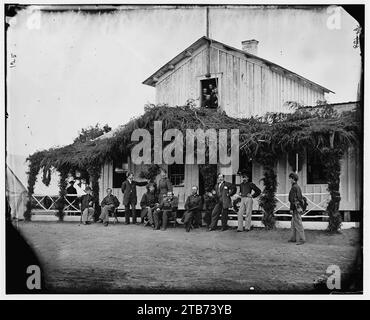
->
[[295, 153, 299, 174]]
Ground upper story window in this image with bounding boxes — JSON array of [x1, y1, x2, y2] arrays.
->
[[200, 78, 219, 109], [112, 158, 128, 188], [168, 164, 185, 187], [307, 153, 326, 184]]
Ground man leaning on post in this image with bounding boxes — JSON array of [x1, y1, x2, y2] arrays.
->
[[121, 172, 148, 225]]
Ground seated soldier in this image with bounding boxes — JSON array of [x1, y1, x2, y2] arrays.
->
[[140, 183, 159, 228], [154, 191, 178, 231], [80, 186, 95, 225], [98, 188, 120, 226], [183, 186, 203, 232], [201, 94, 211, 108]]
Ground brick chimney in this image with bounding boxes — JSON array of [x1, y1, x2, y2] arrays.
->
[[241, 39, 259, 55]]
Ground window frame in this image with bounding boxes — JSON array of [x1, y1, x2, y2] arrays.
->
[[112, 158, 129, 189], [198, 73, 222, 109], [168, 164, 185, 187], [306, 152, 327, 185]]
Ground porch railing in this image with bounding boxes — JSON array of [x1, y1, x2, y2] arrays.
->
[[240, 192, 330, 219], [31, 194, 81, 215], [31, 192, 331, 219]]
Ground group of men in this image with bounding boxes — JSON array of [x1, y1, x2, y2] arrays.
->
[[201, 83, 218, 109], [77, 169, 306, 244]]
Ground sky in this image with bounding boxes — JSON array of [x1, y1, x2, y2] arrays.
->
[[6, 5, 361, 161]]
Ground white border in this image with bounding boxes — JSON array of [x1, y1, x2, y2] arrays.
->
[[0, 0, 367, 300]]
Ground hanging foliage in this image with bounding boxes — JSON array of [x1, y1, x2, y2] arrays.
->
[[321, 147, 344, 232], [25, 103, 360, 232], [41, 166, 52, 186], [255, 146, 278, 229], [87, 163, 101, 221], [259, 164, 278, 229], [287, 151, 304, 172], [56, 167, 69, 221], [24, 151, 47, 221], [139, 164, 161, 182], [199, 164, 218, 192]]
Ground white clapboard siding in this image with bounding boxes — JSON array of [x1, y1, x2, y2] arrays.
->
[[155, 43, 325, 117], [100, 147, 359, 211]]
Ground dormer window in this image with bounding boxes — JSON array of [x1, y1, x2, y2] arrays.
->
[[200, 78, 219, 109]]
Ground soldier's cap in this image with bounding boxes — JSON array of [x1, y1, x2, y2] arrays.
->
[[239, 169, 249, 177], [289, 172, 299, 181], [146, 182, 156, 190]]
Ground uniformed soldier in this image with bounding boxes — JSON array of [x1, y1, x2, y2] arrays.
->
[[154, 191, 178, 230], [121, 172, 148, 225], [183, 186, 203, 232], [157, 169, 173, 202], [288, 172, 306, 245], [98, 188, 120, 226], [140, 183, 159, 228], [80, 186, 95, 225], [209, 174, 237, 231], [237, 172, 261, 232], [203, 190, 217, 229]]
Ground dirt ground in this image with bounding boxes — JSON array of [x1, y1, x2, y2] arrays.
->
[[14, 221, 362, 294]]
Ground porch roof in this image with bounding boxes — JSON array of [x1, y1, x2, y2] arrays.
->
[[28, 103, 360, 177]]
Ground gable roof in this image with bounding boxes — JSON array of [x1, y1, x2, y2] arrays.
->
[[142, 36, 334, 94]]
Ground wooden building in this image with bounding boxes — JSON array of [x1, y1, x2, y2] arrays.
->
[[99, 37, 360, 214]]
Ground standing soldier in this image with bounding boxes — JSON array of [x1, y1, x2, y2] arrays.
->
[[237, 171, 261, 232], [183, 186, 203, 232], [288, 172, 306, 245], [209, 174, 237, 231], [121, 172, 148, 225], [157, 168, 173, 203], [98, 188, 120, 226], [210, 88, 218, 108]]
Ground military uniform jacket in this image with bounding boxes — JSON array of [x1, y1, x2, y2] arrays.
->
[[80, 194, 95, 212], [214, 181, 237, 209], [101, 194, 120, 208], [159, 195, 178, 211], [288, 182, 303, 211], [184, 194, 203, 212], [121, 179, 147, 206], [140, 192, 158, 209]]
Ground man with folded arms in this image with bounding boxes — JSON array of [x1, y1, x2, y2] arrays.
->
[[237, 171, 261, 232]]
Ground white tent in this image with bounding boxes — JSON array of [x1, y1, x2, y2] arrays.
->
[[6, 165, 28, 219]]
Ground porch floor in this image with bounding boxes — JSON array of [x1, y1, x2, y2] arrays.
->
[[15, 221, 361, 293]]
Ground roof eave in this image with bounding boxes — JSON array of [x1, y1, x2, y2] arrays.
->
[[142, 36, 334, 94], [142, 36, 209, 87]]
